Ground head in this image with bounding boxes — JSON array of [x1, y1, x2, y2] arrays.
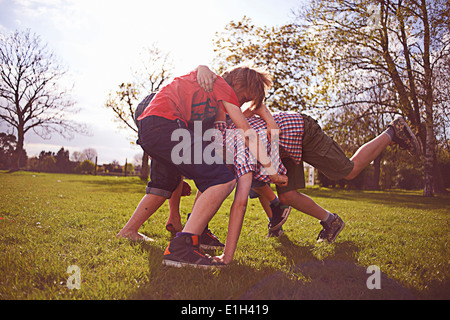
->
[[221, 64, 272, 110]]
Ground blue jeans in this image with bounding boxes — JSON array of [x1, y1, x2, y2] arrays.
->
[[138, 116, 235, 198]]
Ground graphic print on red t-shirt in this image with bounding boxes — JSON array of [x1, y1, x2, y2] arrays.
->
[[190, 98, 217, 122]]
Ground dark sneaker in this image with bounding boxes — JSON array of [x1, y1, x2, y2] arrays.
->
[[269, 203, 291, 231], [200, 228, 225, 250], [389, 115, 422, 155], [162, 233, 225, 269], [267, 222, 284, 238], [317, 214, 345, 243]]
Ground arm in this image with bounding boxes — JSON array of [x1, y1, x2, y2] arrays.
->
[[222, 101, 285, 183], [214, 102, 226, 122], [213, 104, 227, 147], [242, 107, 255, 118], [253, 103, 279, 142]]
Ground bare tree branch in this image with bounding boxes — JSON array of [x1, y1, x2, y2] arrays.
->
[[0, 29, 87, 170]]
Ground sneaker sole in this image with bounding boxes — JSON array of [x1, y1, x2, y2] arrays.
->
[[329, 221, 345, 243], [162, 258, 224, 269], [269, 206, 291, 231], [397, 117, 422, 155]]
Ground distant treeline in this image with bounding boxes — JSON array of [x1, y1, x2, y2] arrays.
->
[[0, 133, 138, 176]]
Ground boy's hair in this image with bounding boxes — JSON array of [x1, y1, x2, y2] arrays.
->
[[221, 64, 272, 110]]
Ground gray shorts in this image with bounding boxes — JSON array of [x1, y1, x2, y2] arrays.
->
[[276, 114, 354, 194]]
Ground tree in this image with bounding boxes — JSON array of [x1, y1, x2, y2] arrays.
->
[[133, 44, 175, 94], [105, 45, 175, 135], [0, 132, 25, 169], [0, 29, 86, 171], [212, 17, 322, 114], [123, 161, 135, 175], [55, 147, 72, 173], [37, 150, 57, 172], [105, 82, 140, 134], [105, 44, 174, 180], [74, 159, 95, 175], [81, 147, 97, 163], [71, 151, 84, 162], [298, 0, 450, 196]]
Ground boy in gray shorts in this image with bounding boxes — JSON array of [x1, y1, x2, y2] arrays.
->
[[250, 112, 422, 242]]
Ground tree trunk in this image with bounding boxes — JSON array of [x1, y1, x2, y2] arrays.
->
[[423, 120, 435, 197], [368, 153, 382, 190], [433, 152, 447, 195], [10, 126, 25, 172], [421, 0, 435, 197]]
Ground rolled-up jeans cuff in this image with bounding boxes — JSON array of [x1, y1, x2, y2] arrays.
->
[[146, 186, 173, 199]]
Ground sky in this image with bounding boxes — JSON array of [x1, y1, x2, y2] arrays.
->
[[0, 0, 303, 165]]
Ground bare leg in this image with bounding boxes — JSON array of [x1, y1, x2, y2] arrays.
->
[[258, 196, 272, 220], [252, 184, 277, 219], [117, 194, 166, 241], [278, 190, 328, 221], [275, 133, 391, 221], [216, 173, 252, 264], [345, 133, 390, 180], [183, 179, 236, 235], [255, 184, 277, 202], [166, 179, 184, 234]]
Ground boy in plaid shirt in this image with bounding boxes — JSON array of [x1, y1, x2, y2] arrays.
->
[[234, 107, 421, 243]]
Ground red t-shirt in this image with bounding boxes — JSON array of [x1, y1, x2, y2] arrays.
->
[[138, 70, 240, 124]]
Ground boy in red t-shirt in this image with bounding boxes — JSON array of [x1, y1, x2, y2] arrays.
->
[[117, 65, 287, 268]]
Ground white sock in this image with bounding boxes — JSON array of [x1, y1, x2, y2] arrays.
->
[[383, 126, 395, 142], [321, 211, 334, 224]]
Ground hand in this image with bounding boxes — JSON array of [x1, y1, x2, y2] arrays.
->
[[181, 181, 191, 197], [197, 65, 217, 92], [269, 174, 288, 187], [253, 103, 279, 142], [213, 253, 232, 265]]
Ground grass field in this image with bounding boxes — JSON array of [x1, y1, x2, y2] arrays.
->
[[0, 170, 449, 300]]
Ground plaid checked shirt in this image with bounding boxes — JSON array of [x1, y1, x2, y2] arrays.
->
[[214, 112, 304, 182]]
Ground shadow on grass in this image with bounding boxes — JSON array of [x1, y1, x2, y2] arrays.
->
[[239, 260, 418, 300], [239, 236, 417, 300], [129, 242, 278, 300], [127, 237, 421, 300]]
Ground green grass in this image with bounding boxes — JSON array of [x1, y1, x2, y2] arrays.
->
[[0, 171, 449, 300]]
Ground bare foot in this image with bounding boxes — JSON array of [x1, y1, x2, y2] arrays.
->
[[116, 230, 154, 242]]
